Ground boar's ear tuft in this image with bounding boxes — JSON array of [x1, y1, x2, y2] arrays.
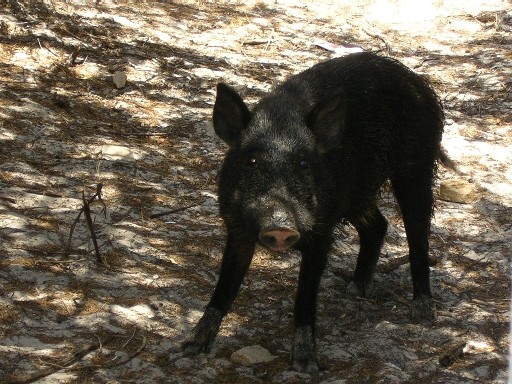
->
[[213, 83, 251, 147], [307, 92, 346, 153]]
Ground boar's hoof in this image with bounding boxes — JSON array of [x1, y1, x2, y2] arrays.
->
[[291, 326, 320, 374], [411, 295, 437, 323], [291, 355, 320, 374], [181, 307, 223, 356], [347, 279, 374, 298]]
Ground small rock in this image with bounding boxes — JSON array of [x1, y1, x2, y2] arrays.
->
[[439, 178, 477, 204], [73, 298, 85, 308], [464, 250, 484, 262], [230, 345, 275, 367], [11, 291, 36, 302], [101, 144, 140, 160], [212, 358, 232, 369], [174, 357, 194, 370], [113, 71, 127, 89], [273, 370, 311, 382], [473, 365, 489, 378]]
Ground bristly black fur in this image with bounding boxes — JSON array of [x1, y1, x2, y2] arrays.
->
[[182, 52, 445, 373]]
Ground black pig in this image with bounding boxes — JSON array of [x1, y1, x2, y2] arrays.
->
[[182, 52, 444, 373]]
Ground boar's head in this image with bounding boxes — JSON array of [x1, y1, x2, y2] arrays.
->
[[212, 83, 345, 252]]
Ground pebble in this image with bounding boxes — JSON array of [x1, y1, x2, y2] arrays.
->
[[174, 357, 194, 370], [100, 144, 141, 160], [230, 345, 275, 366], [464, 250, 484, 262], [113, 70, 127, 89]]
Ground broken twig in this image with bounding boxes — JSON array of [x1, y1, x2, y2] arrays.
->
[[82, 191, 101, 263], [89, 335, 147, 369], [68, 183, 107, 263]]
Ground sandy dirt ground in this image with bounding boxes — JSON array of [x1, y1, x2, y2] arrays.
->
[[0, 0, 511, 383]]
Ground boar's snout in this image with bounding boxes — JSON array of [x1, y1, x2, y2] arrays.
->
[[259, 227, 300, 252]]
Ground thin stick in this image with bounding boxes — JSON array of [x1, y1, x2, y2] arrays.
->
[[67, 184, 106, 262], [69, 47, 88, 66], [149, 204, 197, 219], [383, 287, 411, 307], [0, 194, 16, 204], [120, 330, 137, 349], [72, 335, 147, 370], [9, 335, 113, 383], [37, 37, 58, 57], [98, 336, 147, 369], [361, 28, 393, 54], [100, 130, 172, 137], [242, 39, 273, 46], [67, 209, 84, 251], [95, 183, 107, 219], [82, 192, 101, 263]]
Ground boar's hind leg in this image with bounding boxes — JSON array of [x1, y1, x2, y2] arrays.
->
[[391, 168, 437, 322], [291, 235, 331, 373], [182, 235, 255, 355], [350, 206, 388, 297]]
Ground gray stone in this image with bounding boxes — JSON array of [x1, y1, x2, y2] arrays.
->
[[113, 71, 127, 88]]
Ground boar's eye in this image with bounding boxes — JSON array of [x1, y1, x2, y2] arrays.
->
[[299, 158, 309, 169], [246, 156, 258, 168]]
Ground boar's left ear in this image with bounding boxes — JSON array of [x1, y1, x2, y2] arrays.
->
[[213, 83, 251, 147], [307, 92, 346, 153]]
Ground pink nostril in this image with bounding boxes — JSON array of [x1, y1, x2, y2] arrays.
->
[[259, 228, 300, 252]]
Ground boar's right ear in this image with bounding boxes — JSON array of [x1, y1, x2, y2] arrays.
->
[[213, 83, 251, 147], [307, 92, 346, 153]]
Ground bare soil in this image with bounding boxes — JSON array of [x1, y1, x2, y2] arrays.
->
[[0, 1, 511, 383]]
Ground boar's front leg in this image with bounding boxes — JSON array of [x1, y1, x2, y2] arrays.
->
[[291, 235, 331, 373], [182, 234, 255, 355]]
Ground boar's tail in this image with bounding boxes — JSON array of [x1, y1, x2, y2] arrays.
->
[[439, 147, 462, 174]]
